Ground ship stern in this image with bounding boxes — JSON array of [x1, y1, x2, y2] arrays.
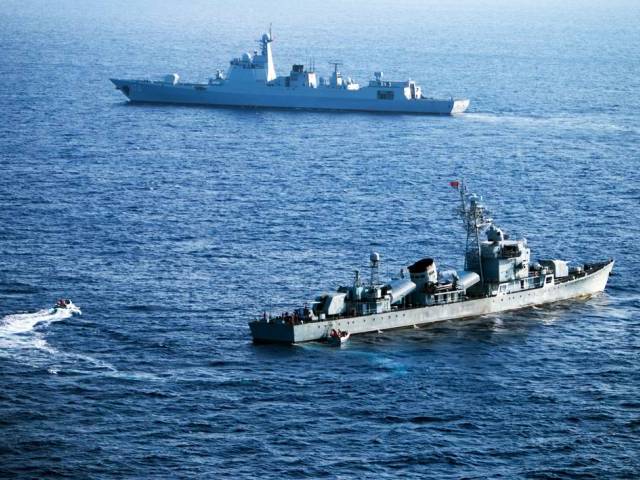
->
[[451, 98, 470, 114], [249, 320, 296, 344]]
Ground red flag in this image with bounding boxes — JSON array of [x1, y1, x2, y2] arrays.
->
[[449, 180, 460, 189]]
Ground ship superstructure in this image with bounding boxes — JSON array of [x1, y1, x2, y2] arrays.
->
[[249, 184, 613, 343], [111, 31, 469, 114]]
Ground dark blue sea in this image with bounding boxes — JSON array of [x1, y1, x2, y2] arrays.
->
[[2, 0, 640, 478]]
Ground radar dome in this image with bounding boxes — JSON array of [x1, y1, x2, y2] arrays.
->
[[486, 225, 504, 242], [163, 73, 179, 85], [262, 32, 271, 42], [370, 252, 380, 264], [242, 52, 252, 62]]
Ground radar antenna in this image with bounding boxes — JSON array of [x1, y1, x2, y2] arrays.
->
[[329, 61, 343, 74], [258, 24, 274, 47]]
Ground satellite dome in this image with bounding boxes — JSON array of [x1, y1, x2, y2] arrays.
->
[[242, 52, 252, 62], [262, 32, 271, 42], [486, 225, 504, 242], [370, 252, 380, 264]]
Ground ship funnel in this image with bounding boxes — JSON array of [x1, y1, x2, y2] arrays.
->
[[408, 258, 438, 292], [408, 258, 437, 281]]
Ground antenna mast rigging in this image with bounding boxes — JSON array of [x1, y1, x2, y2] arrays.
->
[[453, 181, 492, 285]]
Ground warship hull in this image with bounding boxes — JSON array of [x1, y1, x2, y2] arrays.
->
[[111, 79, 469, 115], [250, 260, 613, 344]]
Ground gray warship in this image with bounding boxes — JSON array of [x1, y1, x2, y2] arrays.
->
[[249, 184, 613, 343], [111, 30, 469, 114]]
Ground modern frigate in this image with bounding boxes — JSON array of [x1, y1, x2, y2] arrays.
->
[[249, 184, 613, 343], [111, 30, 469, 114]]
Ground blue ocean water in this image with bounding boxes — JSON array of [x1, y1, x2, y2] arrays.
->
[[1, 0, 640, 477]]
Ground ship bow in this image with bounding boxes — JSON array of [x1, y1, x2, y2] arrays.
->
[[110, 78, 131, 99]]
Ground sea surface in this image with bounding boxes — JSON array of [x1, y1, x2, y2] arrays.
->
[[1, 0, 640, 478]]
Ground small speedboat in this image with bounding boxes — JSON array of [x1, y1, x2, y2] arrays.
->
[[327, 328, 350, 346], [50, 299, 82, 315]]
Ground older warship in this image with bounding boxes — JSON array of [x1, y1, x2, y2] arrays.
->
[[249, 184, 613, 343], [111, 30, 469, 114]]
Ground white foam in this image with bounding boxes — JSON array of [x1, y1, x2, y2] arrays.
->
[[0, 308, 72, 335], [464, 112, 629, 133], [0, 305, 120, 375], [492, 317, 505, 329]]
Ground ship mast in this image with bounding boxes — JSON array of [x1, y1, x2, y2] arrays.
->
[[453, 181, 491, 286], [259, 27, 276, 82], [369, 252, 380, 286]]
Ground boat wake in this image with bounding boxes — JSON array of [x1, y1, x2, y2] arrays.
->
[[0, 304, 116, 374], [463, 112, 631, 134], [0, 307, 73, 336], [0, 308, 71, 367]]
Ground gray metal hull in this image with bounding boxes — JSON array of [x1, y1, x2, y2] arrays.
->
[[250, 261, 613, 344], [111, 79, 469, 115]]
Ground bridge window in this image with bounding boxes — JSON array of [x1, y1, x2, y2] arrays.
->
[[377, 90, 394, 100]]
